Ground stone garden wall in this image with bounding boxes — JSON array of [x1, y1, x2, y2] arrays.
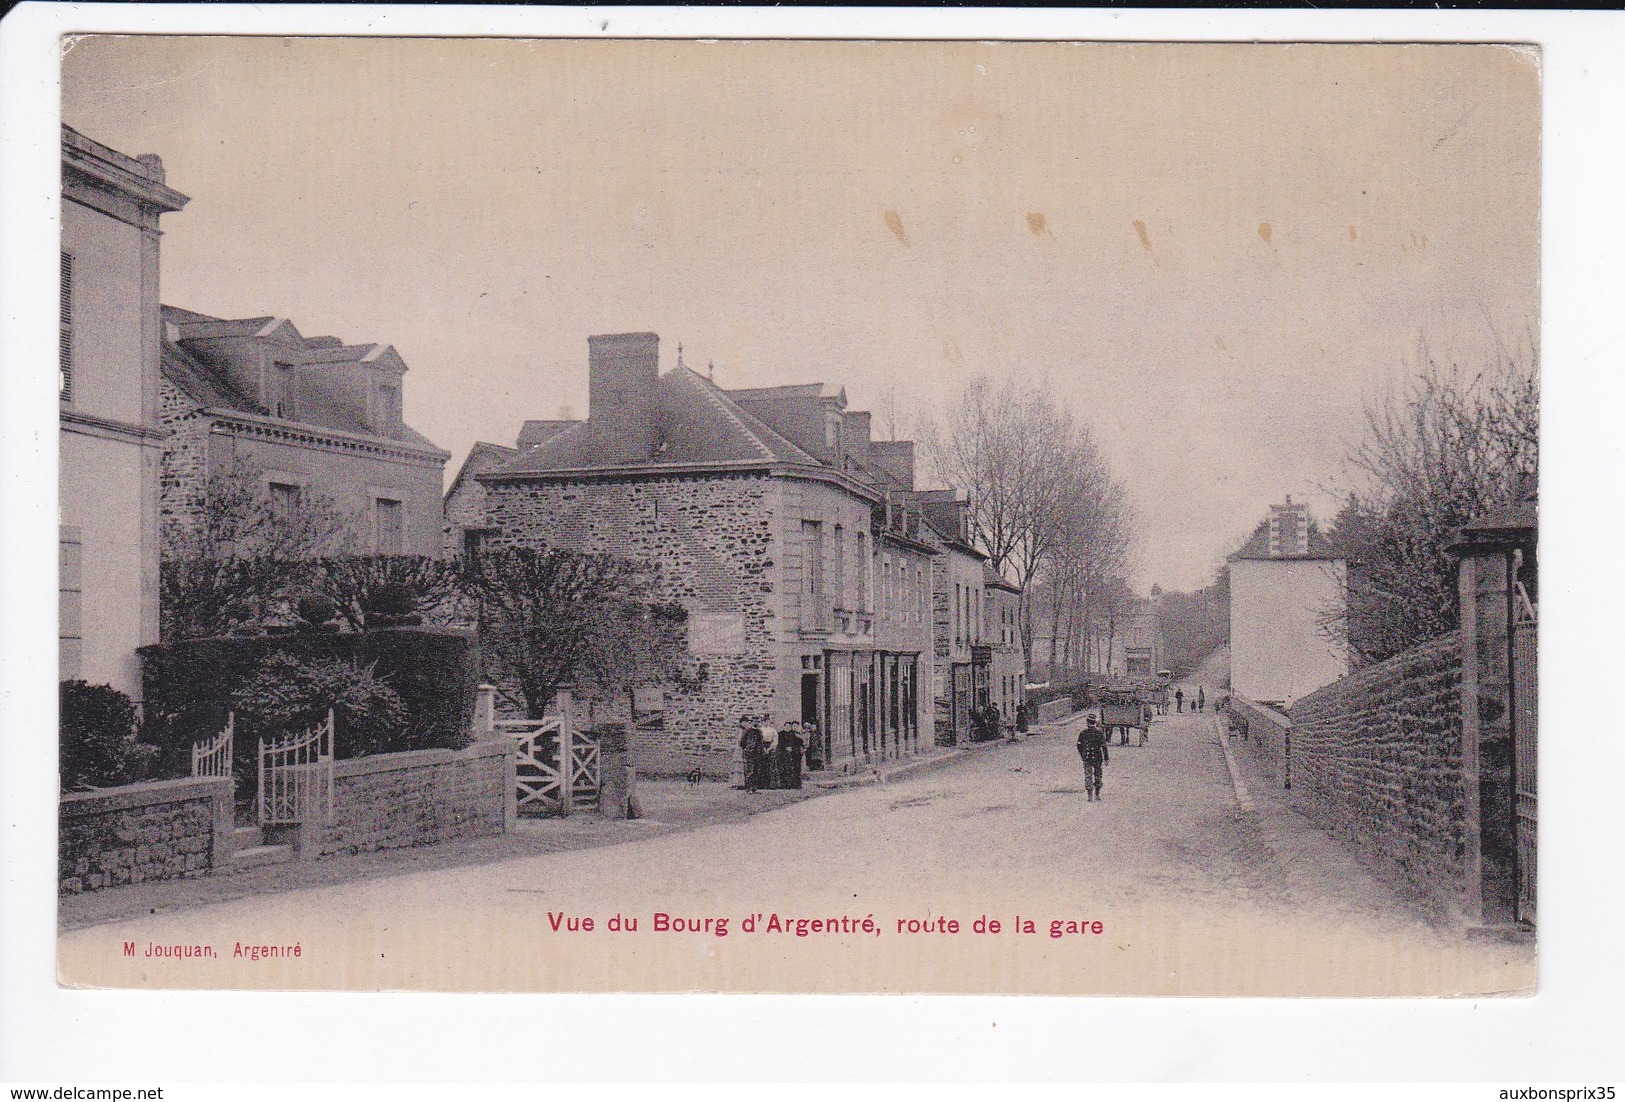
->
[[60, 775, 232, 895], [306, 740, 511, 859]]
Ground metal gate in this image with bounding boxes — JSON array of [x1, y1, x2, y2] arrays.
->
[[258, 710, 335, 826], [1511, 584, 1537, 926], [192, 713, 234, 779]]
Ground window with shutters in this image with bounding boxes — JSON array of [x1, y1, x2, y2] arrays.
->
[[60, 527, 83, 680], [272, 363, 298, 419], [59, 253, 74, 403], [375, 498, 404, 554], [800, 520, 827, 630], [269, 482, 301, 522]]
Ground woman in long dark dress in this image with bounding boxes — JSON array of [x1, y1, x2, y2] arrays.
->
[[778, 723, 805, 790], [738, 716, 765, 793]]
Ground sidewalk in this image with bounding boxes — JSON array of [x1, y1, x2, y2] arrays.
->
[[809, 722, 1067, 789], [58, 778, 816, 932]]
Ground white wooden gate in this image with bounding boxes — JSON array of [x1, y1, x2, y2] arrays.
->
[[192, 713, 234, 779], [480, 688, 599, 816], [258, 710, 335, 826]]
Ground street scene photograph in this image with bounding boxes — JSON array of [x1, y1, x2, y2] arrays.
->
[[50, 36, 1538, 996]]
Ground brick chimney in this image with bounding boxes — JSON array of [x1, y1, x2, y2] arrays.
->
[[870, 440, 916, 490], [587, 332, 660, 465], [842, 410, 872, 471]]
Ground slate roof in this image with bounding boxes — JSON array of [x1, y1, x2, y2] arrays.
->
[[517, 420, 580, 448], [496, 366, 824, 475], [447, 441, 519, 500], [984, 565, 1021, 593], [161, 336, 257, 412], [159, 304, 444, 456], [1228, 518, 1342, 561]]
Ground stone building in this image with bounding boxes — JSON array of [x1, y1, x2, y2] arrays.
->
[[984, 567, 1027, 728], [444, 441, 517, 558], [59, 125, 189, 698], [475, 332, 940, 777], [1228, 498, 1347, 706], [158, 305, 450, 558], [917, 491, 990, 745]]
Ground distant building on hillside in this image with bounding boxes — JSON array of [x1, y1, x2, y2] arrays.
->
[[1227, 497, 1347, 706]]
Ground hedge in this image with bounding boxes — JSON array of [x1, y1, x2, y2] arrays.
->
[[138, 627, 479, 779]]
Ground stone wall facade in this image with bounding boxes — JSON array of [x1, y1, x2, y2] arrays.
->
[[485, 474, 781, 776], [157, 385, 448, 558], [60, 776, 232, 895], [305, 741, 511, 859], [1282, 634, 1466, 922], [158, 375, 214, 541], [482, 470, 940, 777]]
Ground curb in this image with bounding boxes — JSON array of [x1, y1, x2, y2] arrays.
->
[[809, 738, 1011, 790], [1215, 714, 1255, 812]]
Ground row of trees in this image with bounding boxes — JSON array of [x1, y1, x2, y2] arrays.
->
[[162, 463, 689, 719], [923, 374, 1136, 678], [1323, 337, 1539, 665], [1152, 571, 1230, 680]]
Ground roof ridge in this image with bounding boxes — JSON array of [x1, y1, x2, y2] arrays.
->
[[675, 367, 776, 462]]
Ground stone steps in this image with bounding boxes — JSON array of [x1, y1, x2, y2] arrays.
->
[[231, 843, 294, 869], [230, 824, 292, 869]]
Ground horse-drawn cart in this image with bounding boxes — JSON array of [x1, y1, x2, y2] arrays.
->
[[1097, 687, 1153, 746]]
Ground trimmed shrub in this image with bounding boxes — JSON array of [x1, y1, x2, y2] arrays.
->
[[60, 681, 159, 792], [230, 653, 410, 761], [295, 591, 338, 629], [139, 627, 479, 778]]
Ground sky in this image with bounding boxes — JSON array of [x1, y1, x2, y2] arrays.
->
[[62, 37, 1539, 591]]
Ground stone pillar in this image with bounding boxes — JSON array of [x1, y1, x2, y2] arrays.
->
[[473, 683, 497, 740], [596, 723, 639, 820], [1458, 548, 1517, 928]]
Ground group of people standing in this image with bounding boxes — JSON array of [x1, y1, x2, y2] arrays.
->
[[1173, 685, 1207, 713], [736, 716, 820, 792]]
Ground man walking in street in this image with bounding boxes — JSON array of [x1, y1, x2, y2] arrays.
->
[[1076, 714, 1109, 802], [1175, 688, 1185, 713], [1197, 687, 1205, 713]]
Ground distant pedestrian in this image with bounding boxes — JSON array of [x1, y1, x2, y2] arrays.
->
[[1197, 687, 1205, 712], [1015, 702, 1029, 735], [803, 718, 824, 772], [738, 716, 765, 793], [778, 722, 805, 790], [1175, 688, 1185, 714], [1076, 714, 1109, 801]]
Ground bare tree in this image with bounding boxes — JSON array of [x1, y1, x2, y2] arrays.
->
[[1325, 336, 1538, 664], [462, 545, 689, 719], [160, 458, 352, 640], [926, 372, 1136, 671]]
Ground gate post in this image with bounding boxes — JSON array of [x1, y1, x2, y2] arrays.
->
[[1450, 489, 1536, 931], [474, 683, 497, 740], [558, 688, 574, 816]]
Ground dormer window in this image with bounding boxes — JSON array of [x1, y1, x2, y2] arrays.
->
[[378, 383, 401, 430], [271, 362, 297, 420]]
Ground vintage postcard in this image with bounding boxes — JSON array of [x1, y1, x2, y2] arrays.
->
[[52, 34, 1539, 998]]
